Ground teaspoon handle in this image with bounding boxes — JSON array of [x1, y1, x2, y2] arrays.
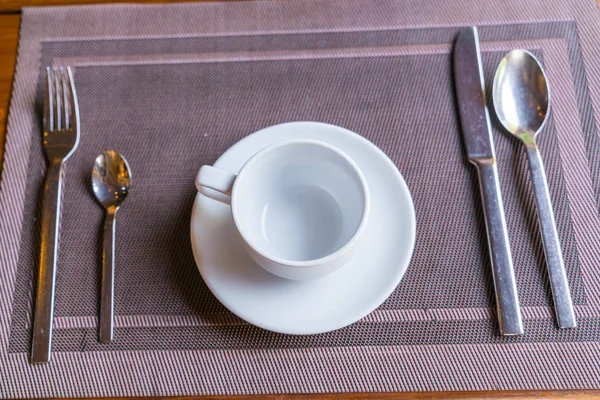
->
[[526, 145, 576, 328], [475, 160, 524, 336], [100, 206, 118, 342]]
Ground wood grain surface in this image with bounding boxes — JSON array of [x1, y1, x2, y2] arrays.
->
[[0, 0, 212, 12], [0, 13, 18, 173], [44, 392, 600, 399], [1, 2, 600, 399]]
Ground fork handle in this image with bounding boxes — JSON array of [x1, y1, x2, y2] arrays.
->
[[99, 206, 118, 342], [31, 161, 63, 363]]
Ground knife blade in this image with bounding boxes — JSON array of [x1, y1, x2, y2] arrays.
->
[[453, 26, 524, 336]]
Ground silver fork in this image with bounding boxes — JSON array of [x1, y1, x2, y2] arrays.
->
[[31, 66, 80, 364]]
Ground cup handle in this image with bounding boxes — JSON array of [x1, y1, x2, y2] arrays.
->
[[195, 165, 237, 204]]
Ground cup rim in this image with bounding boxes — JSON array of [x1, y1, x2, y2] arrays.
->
[[230, 138, 370, 269]]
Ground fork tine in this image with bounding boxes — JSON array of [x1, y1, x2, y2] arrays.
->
[[44, 67, 53, 133], [53, 67, 61, 131], [66, 67, 78, 133], [60, 67, 70, 130]]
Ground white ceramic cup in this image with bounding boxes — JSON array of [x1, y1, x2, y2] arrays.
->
[[195, 139, 370, 280]]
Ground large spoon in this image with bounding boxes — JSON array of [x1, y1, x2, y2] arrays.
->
[[493, 49, 576, 329], [92, 150, 132, 342]]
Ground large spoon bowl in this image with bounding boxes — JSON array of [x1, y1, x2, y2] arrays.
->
[[492, 49, 550, 144]]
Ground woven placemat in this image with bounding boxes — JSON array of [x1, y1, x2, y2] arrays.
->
[[2, 0, 600, 397]]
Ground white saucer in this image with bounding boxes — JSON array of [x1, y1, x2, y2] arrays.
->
[[190, 122, 416, 334]]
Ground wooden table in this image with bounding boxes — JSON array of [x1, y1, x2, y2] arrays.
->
[[1, 1, 600, 399]]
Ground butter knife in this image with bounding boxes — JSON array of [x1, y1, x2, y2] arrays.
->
[[453, 27, 524, 336]]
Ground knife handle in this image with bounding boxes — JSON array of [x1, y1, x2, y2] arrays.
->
[[475, 159, 524, 336]]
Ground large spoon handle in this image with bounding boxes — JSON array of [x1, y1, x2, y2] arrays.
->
[[476, 160, 524, 336], [100, 205, 118, 342], [526, 145, 576, 328]]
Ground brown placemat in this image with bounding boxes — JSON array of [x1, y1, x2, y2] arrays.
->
[[2, 0, 600, 397]]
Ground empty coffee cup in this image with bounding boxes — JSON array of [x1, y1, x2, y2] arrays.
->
[[195, 139, 369, 280]]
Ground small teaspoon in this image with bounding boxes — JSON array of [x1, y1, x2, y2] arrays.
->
[[92, 150, 132, 342]]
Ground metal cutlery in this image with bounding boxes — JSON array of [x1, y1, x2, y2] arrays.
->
[[453, 27, 524, 336], [31, 66, 80, 363], [92, 150, 131, 342], [492, 49, 576, 329]]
